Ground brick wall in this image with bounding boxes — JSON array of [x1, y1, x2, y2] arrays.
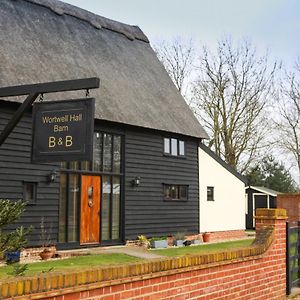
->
[[205, 229, 246, 242], [277, 193, 300, 225], [0, 209, 287, 300]]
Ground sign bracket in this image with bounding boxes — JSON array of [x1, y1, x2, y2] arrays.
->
[[0, 78, 100, 146]]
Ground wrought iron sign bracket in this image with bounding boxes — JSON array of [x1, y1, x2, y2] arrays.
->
[[0, 77, 100, 146]]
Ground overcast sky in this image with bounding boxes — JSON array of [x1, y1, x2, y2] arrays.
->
[[64, 0, 300, 67]]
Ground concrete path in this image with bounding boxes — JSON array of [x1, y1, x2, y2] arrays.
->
[[58, 245, 164, 260]]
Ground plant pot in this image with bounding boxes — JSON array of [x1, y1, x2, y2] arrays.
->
[[174, 240, 184, 247], [5, 250, 21, 264], [193, 239, 202, 245], [151, 240, 168, 249], [202, 233, 211, 243], [39, 250, 53, 260]]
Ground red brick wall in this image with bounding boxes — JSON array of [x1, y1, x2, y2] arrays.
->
[[207, 229, 246, 242], [3, 209, 287, 300], [277, 193, 300, 225]]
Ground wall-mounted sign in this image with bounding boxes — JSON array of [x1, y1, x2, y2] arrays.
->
[[32, 98, 95, 163]]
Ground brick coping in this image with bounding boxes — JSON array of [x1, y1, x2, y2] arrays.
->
[[0, 226, 274, 300]]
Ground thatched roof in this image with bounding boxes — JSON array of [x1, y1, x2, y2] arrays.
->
[[0, 0, 208, 139]]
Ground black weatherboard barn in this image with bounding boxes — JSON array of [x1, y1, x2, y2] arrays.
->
[[0, 0, 208, 248]]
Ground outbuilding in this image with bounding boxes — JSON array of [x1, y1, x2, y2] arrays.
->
[[0, 0, 208, 248], [245, 186, 281, 229]]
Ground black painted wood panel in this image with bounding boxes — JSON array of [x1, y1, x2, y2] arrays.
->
[[0, 104, 59, 245], [124, 127, 199, 239]]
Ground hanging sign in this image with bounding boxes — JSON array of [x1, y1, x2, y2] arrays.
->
[[32, 98, 95, 163]]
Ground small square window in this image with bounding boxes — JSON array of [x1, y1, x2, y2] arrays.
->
[[23, 182, 37, 204], [207, 186, 214, 201]]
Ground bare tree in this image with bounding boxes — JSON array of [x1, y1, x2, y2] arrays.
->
[[276, 59, 300, 183], [153, 37, 195, 99], [192, 38, 277, 172]]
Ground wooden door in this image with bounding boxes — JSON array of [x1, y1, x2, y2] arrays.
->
[[80, 175, 101, 244]]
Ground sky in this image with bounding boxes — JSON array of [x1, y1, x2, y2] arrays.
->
[[63, 0, 300, 67]]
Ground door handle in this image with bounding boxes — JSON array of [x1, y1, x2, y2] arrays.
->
[[88, 186, 93, 207]]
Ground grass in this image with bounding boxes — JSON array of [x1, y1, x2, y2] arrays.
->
[[150, 239, 255, 257], [0, 253, 141, 280]]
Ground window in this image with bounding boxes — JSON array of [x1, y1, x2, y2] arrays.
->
[[163, 138, 185, 157], [23, 182, 37, 204], [207, 186, 214, 201], [164, 184, 188, 201]]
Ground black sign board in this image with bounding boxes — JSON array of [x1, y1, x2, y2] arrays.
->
[[32, 98, 95, 163]]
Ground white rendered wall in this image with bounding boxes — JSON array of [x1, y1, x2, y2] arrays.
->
[[199, 147, 245, 232]]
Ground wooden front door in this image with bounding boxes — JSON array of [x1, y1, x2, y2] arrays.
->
[[80, 175, 101, 244]]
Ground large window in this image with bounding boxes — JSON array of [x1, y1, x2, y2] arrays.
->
[[163, 138, 185, 157], [59, 131, 123, 244], [164, 184, 188, 201]]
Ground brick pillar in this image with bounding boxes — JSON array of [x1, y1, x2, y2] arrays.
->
[[255, 208, 287, 296]]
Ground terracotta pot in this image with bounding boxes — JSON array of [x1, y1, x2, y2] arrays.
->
[[202, 233, 211, 243], [39, 250, 53, 260]]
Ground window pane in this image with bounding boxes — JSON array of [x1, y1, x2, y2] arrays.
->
[[59, 174, 67, 243], [24, 183, 35, 202], [103, 134, 112, 172], [101, 176, 111, 240], [112, 176, 120, 240], [179, 141, 185, 156], [164, 138, 170, 154], [113, 136, 121, 173], [69, 161, 79, 170], [60, 162, 67, 169], [164, 185, 171, 199], [207, 186, 214, 201], [68, 174, 80, 242], [170, 185, 179, 199], [180, 186, 188, 199], [171, 138, 178, 156], [81, 161, 91, 171], [93, 132, 102, 171]]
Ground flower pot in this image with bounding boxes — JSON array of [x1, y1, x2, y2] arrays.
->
[[203, 233, 211, 243], [174, 240, 184, 247], [5, 250, 21, 264], [151, 240, 168, 249]]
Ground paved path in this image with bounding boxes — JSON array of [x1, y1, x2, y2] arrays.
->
[[58, 245, 164, 260]]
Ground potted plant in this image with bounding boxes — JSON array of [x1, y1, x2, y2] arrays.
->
[[202, 232, 211, 243], [150, 237, 168, 249], [173, 232, 186, 247], [5, 226, 32, 264], [137, 235, 150, 248], [39, 217, 55, 260]]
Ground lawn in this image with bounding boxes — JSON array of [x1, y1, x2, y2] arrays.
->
[[0, 253, 141, 280], [150, 238, 255, 257]]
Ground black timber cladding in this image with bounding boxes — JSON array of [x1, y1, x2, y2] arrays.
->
[[0, 101, 59, 245], [124, 127, 199, 239]]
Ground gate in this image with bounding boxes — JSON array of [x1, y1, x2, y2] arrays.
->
[[286, 221, 300, 294]]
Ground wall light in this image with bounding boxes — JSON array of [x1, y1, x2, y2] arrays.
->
[[131, 176, 141, 187], [48, 170, 57, 183]]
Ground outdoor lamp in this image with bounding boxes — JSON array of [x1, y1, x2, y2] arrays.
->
[[48, 170, 57, 183], [131, 176, 141, 187]]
